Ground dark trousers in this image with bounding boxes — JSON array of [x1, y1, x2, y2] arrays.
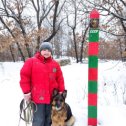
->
[[32, 104, 51, 126]]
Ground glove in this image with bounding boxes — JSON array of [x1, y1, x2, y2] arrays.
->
[[24, 92, 31, 102]]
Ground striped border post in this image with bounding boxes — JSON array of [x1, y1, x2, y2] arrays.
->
[[88, 9, 99, 126]]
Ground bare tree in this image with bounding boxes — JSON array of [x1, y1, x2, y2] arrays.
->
[[0, 16, 25, 61], [30, 0, 55, 51], [0, 0, 67, 61], [0, 0, 33, 61], [30, 0, 67, 52], [44, 0, 67, 42], [80, 25, 89, 62], [65, 0, 89, 63]]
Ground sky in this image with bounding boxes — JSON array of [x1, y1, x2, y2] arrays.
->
[[0, 60, 126, 126]]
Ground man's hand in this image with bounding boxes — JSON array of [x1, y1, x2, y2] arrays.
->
[[24, 92, 31, 102]]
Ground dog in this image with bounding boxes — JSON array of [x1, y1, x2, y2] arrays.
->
[[51, 89, 75, 126]]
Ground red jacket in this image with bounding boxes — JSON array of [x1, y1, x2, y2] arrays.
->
[[20, 52, 65, 104]]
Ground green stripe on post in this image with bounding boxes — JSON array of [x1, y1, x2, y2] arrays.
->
[[88, 56, 98, 68], [88, 81, 97, 93], [89, 30, 99, 42], [88, 106, 97, 118]]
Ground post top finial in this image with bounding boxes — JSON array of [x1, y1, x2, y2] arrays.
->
[[90, 9, 99, 19]]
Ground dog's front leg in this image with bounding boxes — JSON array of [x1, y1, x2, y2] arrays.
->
[[65, 116, 75, 126]]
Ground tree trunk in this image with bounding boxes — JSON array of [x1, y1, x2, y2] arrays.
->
[[73, 29, 79, 63], [9, 45, 15, 62], [25, 43, 32, 58], [80, 26, 89, 62], [16, 42, 25, 62]]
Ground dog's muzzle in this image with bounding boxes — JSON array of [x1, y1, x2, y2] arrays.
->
[[54, 100, 63, 110]]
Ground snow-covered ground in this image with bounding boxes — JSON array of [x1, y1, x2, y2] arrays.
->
[[0, 60, 126, 126]]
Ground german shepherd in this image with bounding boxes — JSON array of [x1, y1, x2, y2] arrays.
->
[[51, 89, 75, 126]]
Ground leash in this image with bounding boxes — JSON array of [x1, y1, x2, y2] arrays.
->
[[18, 99, 37, 126]]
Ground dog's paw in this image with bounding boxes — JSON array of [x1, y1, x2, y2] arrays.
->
[[65, 116, 75, 126]]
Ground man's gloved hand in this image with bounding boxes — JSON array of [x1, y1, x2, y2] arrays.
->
[[24, 92, 31, 102]]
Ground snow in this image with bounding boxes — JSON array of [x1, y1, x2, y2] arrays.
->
[[0, 60, 126, 126]]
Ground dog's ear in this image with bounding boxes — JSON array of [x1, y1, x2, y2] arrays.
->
[[52, 88, 59, 97], [62, 90, 67, 99]]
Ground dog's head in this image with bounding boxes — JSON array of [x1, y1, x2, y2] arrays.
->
[[51, 89, 67, 111]]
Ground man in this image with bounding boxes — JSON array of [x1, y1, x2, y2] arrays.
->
[[20, 42, 65, 126]]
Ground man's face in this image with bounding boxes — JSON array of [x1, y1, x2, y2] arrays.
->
[[40, 49, 51, 58]]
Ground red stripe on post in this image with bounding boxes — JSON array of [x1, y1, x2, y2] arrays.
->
[[88, 42, 99, 56], [88, 93, 97, 106], [88, 68, 98, 81], [88, 118, 97, 126]]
